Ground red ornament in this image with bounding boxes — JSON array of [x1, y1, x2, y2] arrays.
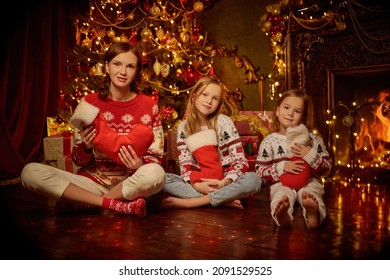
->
[[143, 2, 150, 11], [151, 89, 159, 102], [162, 106, 174, 120], [142, 56, 151, 64]]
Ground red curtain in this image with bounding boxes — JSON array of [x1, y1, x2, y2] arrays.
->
[[0, 0, 87, 180]]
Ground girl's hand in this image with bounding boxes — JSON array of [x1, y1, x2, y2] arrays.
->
[[201, 178, 232, 189], [283, 160, 307, 174], [290, 143, 311, 158], [80, 125, 96, 152], [192, 181, 218, 195], [118, 145, 143, 170]]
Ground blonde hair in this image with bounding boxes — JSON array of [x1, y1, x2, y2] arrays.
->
[[273, 89, 314, 132], [184, 76, 225, 136]]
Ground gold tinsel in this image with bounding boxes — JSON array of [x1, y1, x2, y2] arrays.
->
[[230, 115, 269, 137]]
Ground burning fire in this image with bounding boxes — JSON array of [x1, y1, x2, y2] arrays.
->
[[355, 89, 390, 167]]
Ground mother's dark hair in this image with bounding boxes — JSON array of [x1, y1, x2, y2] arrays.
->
[[99, 42, 143, 99]]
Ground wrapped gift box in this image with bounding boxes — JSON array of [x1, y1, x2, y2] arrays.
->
[[164, 130, 180, 174], [247, 157, 256, 172], [239, 111, 274, 130], [232, 111, 274, 138], [166, 130, 178, 161], [240, 135, 260, 156], [234, 121, 255, 136], [43, 135, 74, 161], [58, 156, 79, 173], [46, 156, 80, 173], [47, 116, 73, 137]]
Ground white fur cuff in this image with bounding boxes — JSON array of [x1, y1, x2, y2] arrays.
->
[[70, 99, 100, 130], [185, 129, 218, 153]]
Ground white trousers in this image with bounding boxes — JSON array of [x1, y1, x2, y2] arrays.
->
[[269, 179, 326, 227], [21, 162, 165, 201]]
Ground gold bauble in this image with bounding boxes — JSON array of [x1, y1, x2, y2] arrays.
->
[[193, 2, 204, 12], [274, 32, 283, 43], [128, 13, 135, 21], [149, 5, 161, 17], [173, 56, 184, 66], [262, 21, 272, 32], [161, 64, 170, 78], [141, 27, 152, 39], [180, 32, 190, 43], [172, 111, 178, 120], [210, 49, 217, 57], [82, 38, 92, 48], [156, 27, 165, 41], [120, 34, 128, 42], [107, 29, 115, 38]]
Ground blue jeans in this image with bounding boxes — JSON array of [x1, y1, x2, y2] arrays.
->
[[163, 172, 262, 207]]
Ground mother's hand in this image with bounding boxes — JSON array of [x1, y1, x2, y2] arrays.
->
[[80, 125, 96, 151], [118, 145, 143, 170]]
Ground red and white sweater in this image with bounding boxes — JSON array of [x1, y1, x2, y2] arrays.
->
[[71, 93, 163, 187], [176, 114, 249, 183], [255, 132, 332, 186]]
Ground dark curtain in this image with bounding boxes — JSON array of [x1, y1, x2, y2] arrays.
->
[[0, 0, 87, 180]]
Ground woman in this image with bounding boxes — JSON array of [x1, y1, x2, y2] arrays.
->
[[21, 42, 165, 218]]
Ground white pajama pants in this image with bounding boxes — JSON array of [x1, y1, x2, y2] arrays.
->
[[269, 179, 326, 227]]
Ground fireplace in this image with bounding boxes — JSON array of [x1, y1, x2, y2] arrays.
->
[[328, 65, 390, 184]]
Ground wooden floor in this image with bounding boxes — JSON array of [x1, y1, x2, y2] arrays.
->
[[1, 179, 389, 260]]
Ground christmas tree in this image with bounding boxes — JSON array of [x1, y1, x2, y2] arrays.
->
[[60, 0, 238, 130]]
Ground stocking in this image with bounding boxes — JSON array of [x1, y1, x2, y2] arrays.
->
[[93, 114, 154, 165], [70, 100, 154, 165], [280, 157, 311, 188], [186, 129, 224, 183]]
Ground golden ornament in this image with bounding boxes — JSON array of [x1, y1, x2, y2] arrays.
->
[[156, 27, 165, 41], [180, 32, 190, 43], [107, 29, 115, 38], [82, 38, 92, 48], [161, 64, 170, 78], [141, 27, 152, 42], [193, 2, 204, 12], [153, 60, 161, 76], [120, 34, 128, 42], [261, 21, 272, 33], [149, 5, 161, 17], [128, 13, 135, 21], [173, 56, 184, 66]]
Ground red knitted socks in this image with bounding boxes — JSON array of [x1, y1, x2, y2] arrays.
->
[[102, 197, 146, 218]]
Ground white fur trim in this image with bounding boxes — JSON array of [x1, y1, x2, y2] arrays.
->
[[185, 129, 218, 153], [70, 99, 100, 130], [286, 123, 310, 147]]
